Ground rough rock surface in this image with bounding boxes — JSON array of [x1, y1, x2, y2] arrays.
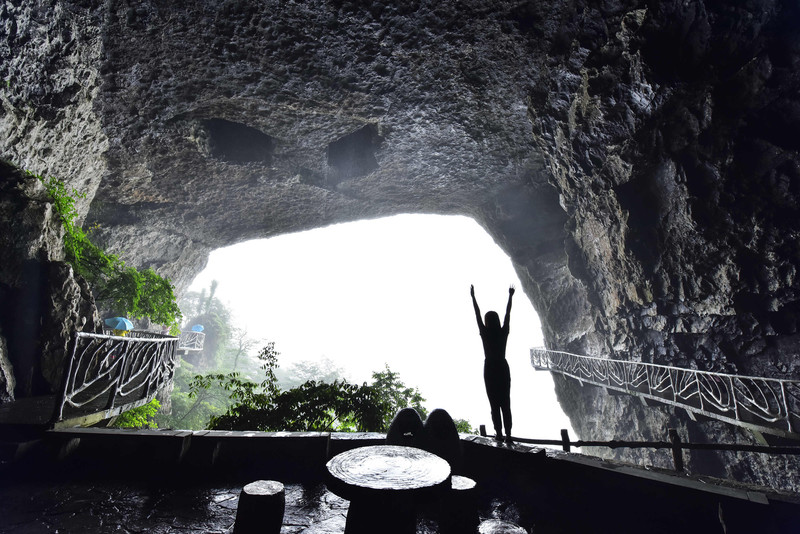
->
[[0, 161, 100, 396], [0, 327, 14, 403], [1, 1, 799, 490]]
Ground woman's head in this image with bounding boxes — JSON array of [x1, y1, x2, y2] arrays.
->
[[484, 311, 501, 330]]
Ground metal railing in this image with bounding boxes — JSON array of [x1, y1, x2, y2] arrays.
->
[[531, 347, 800, 440], [53, 331, 178, 425], [177, 330, 206, 352], [482, 427, 800, 473]]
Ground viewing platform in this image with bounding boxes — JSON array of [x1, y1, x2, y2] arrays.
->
[[1, 430, 798, 533]]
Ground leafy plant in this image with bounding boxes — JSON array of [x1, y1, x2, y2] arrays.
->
[[112, 399, 161, 429], [208, 378, 390, 432], [34, 172, 181, 329], [155, 360, 232, 430], [370, 365, 428, 429], [453, 418, 477, 434], [190, 343, 428, 432]]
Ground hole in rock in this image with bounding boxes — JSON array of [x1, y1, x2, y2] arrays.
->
[[199, 118, 275, 164], [326, 124, 383, 182], [183, 214, 575, 442]]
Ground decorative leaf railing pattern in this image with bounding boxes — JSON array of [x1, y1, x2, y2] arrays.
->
[[54, 331, 178, 424], [531, 348, 800, 439], [177, 330, 206, 351]]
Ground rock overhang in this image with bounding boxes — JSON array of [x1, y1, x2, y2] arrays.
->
[[2, 0, 800, 491]]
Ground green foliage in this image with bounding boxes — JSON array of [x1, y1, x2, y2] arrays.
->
[[226, 327, 260, 372], [208, 379, 390, 432], [190, 344, 428, 432], [179, 280, 230, 322], [256, 342, 280, 396], [370, 365, 428, 429], [112, 399, 161, 429], [34, 173, 181, 329], [154, 360, 228, 430], [157, 296, 264, 430], [453, 418, 477, 434], [178, 281, 237, 369]]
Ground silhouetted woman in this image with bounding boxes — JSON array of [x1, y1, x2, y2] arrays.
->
[[470, 284, 514, 443]]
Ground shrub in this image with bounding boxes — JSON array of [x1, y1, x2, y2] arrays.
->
[[34, 172, 182, 330], [112, 399, 161, 429]]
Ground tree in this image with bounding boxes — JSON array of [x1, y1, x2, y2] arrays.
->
[[194, 345, 427, 433], [275, 356, 347, 389], [179, 280, 233, 369], [155, 361, 233, 430], [224, 327, 260, 372], [370, 365, 428, 429], [209, 379, 389, 432], [453, 418, 477, 434]]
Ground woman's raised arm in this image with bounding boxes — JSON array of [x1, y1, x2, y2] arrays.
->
[[504, 285, 515, 328], [470, 285, 484, 329]]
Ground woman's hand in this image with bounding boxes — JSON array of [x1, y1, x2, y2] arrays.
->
[[509, 284, 515, 296], [470, 284, 475, 297]]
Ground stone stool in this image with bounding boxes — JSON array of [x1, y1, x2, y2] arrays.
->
[[440, 475, 478, 534], [478, 518, 528, 533], [234, 480, 285, 534]]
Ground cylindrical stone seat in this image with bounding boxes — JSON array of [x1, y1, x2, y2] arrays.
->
[[234, 480, 285, 534], [440, 475, 478, 534], [478, 518, 528, 534]]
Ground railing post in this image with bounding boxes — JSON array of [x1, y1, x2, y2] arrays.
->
[[144, 354, 156, 397], [729, 375, 740, 423], [696, 373, 704, 412], [52, 333, 80, 424], [622, 360, 629, 391], [668, 428, 684, 472], [109, 337, 131, 410], [561, 429, 571, 452], [781, 381, 792, 433], [668, 369, 677, 402]]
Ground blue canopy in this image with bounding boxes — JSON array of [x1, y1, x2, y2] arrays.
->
[[190, 324, 205, 332], [104, 317, 133, 330]]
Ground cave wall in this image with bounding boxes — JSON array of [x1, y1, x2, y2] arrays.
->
[[2, 0, 800, 490], [525, 0, 800, 490], [0, 161, 100, 398]]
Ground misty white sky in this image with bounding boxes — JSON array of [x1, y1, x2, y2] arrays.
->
[[187, 213, 574, 439]]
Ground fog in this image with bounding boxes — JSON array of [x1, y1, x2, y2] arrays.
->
[[187, 214, 574, 440]]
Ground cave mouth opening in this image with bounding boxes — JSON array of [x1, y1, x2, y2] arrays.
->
[[183, 213, 573, 439]]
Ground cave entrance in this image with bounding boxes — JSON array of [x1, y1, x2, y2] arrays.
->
[[184, 214, 573, 439]]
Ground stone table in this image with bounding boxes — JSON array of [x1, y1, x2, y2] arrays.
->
[[325, 445, 451, 534]]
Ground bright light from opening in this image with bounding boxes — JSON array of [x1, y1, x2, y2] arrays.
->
[[187, 214, 574, 440]]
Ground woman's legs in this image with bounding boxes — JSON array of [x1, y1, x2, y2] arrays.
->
[[485, 361, 511, 440], [500, 400, 512, 440], [489, 401, 503, 439]]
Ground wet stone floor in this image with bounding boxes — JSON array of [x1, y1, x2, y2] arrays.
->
[[0, 478, 521, 533], [0, 480, 351, 534]]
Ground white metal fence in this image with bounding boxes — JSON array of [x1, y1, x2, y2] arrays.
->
[[53, 331, 178, 425], [531, 347, 800, 439], [178, 330, 206, 352]]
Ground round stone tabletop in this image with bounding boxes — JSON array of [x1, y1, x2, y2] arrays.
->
[[325, 445, 451, 499]]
